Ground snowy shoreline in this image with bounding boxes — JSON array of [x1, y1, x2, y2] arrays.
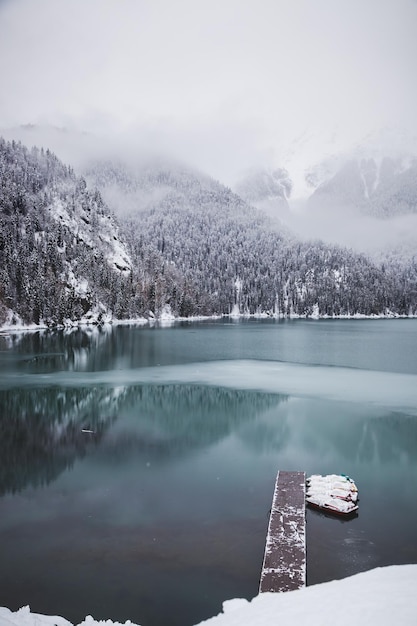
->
[[1, 564, 417, 626], [1, 309, 416, 335]]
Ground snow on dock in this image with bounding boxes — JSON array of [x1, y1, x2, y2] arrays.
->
[[259, 470, 306, 593]]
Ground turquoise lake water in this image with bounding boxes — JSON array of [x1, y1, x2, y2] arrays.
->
[[0, 318, 416, 626]]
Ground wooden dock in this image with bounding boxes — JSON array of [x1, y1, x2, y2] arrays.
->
[[259, 470, 306, 593]]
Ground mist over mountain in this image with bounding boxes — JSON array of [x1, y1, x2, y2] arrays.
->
[[234, 168, 292, 222], [1, 131, 416, 328], [3, 122, 417, 264], [256, 125, 417, 261], [84, 154, 222, 217], [1, 0, 416, 269], [274, 124, 417, 199], [84, 151, 417, 319], [308, 155, 417, 218]]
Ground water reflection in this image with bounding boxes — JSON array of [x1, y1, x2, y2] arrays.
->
[[0, 384, 285, 495], [0, 386, 118, 495], [101, 385, 287, 461], [2, 318, 417, 375], [0, 326, 113, 374], [236, 397, 417, 470], [2, 378, 417, 502]]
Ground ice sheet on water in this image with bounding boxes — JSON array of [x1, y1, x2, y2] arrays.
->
[[1, 360, 416, 415]]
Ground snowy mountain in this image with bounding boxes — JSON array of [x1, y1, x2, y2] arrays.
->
[[0, 138, 132, 327], [86, 156, 417, 319], [259, 125, 417, 262], [308, 155, 417, 218], [1, 136, 417, 327], [275, 124, 417, 203], [289, 125, 416, 216]]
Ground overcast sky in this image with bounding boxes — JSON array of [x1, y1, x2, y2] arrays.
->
[[1, 0, 416, 184]]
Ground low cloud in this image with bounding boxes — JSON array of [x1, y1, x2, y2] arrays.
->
[[1, 0, 417, 256], [286, 200, 417, 260], [0, 0, 416, 185]]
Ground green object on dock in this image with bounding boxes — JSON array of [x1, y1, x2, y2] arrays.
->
[[259, 470, 306, 593]]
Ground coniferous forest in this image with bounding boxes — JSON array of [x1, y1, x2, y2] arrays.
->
[[1, 137, 416, 328]]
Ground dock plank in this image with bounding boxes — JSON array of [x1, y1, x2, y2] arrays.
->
[[259, 470, 306, 593]]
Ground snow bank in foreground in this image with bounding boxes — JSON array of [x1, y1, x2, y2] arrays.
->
[[1, 565, 416, 626], [198, 564, 417, 625]]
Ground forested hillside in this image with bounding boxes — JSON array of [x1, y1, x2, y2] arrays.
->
[[1, 138, 416, 328], [88, 159, 417, 318], [0, 138, 133, 326]]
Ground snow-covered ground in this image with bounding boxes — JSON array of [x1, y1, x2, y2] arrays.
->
[[1, 565, 416, 626]]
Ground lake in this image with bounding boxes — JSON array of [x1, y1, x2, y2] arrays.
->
[[0, 318, 416, 626]]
